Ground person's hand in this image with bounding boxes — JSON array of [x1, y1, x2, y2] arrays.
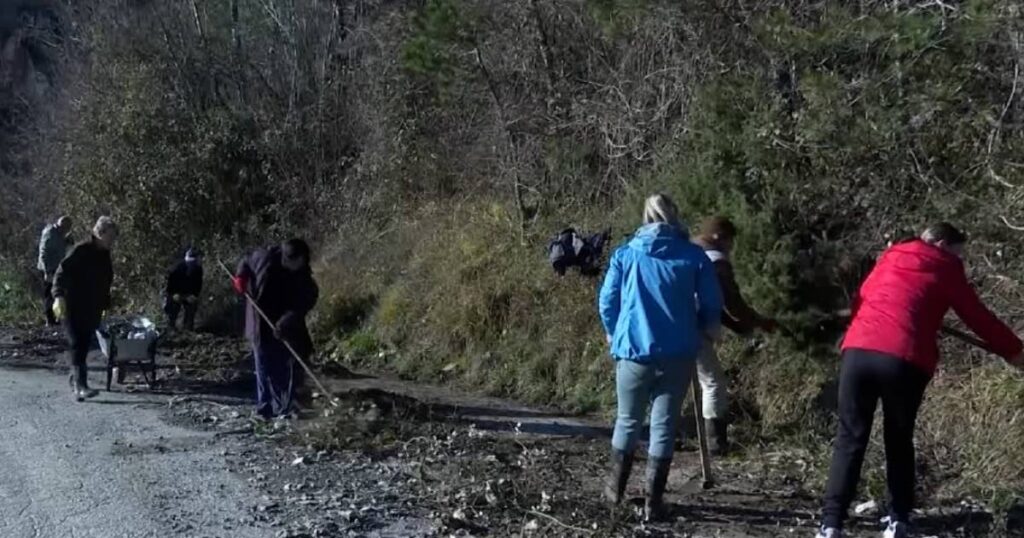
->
[[1008, 352, 1024, 370], [172, 294, 182, 303], [52, 298, 66, 320], [605, 334, 612, 345], [186, 295, 198, 304]]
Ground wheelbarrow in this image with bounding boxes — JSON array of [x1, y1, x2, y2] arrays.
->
[[96, 317, 161, 391]]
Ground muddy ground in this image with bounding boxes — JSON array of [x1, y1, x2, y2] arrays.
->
[[0, 326, 1015, 537]]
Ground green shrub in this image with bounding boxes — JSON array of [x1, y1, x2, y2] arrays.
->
[[0, 259, 37, 325]]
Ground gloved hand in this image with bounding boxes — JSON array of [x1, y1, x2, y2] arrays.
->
[[172, 294, 182, 303], [185, 295, 198, 304], [52, 297, 66, 320], [232, 275, 248, 295]]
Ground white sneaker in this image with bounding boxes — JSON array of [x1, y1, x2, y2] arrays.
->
[[816, 527, 841, 538], [882, 519, 909, 538]]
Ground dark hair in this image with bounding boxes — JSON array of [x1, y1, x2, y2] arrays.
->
[[921, 222, 967, 246], [698, 216, 738, 241], [282, 238, 311, 263]]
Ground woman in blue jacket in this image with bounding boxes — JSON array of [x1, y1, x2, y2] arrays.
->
[[598, 194, 723, 520]]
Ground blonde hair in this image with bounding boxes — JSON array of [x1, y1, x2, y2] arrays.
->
[[642, 193, 681, 228], [92, 216, 118, 237]]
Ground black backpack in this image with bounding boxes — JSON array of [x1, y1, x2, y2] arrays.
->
[[547, 227, 611, 276]]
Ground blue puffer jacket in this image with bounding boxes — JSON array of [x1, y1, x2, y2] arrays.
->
[[598, 223, 723, 362]]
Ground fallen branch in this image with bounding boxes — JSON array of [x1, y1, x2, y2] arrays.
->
[[988, 62, 1019, 157], [1000, 215, 1024, 232], [525, 509, 594, 535]]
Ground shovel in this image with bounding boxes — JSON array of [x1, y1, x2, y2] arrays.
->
[[677, 365, 714, 494]]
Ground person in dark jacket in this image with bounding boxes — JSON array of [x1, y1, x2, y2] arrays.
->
[[598, 194, 723, 521], [232, 239, 319, 420], [164, 247, 204, 331], [37, 215, 73, 326], [814, 223, 1024, 538], [692, 216, 778, 455], [52, 216, 117, 402]]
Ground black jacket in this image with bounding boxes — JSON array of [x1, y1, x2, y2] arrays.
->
[[52, 237, 113, 329], [166, 260, 203, 297], [236, 246, 319, 358]]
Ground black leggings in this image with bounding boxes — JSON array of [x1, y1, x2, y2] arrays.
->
[[64, 320, 94, 388], [822, 348, 930, 529]]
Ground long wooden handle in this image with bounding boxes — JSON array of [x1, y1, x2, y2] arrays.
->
[[691, 367, 714, 487], [218, 260, 338, 407]]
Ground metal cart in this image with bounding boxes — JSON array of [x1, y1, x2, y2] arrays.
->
[[96, 317, 161, 391]]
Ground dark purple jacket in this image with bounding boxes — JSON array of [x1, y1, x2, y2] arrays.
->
[[236, 246, 319, 358]]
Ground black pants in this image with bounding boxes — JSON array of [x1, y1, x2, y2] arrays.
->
[[164, 298, 198, 331], [41, 272, 56, 325], [64, 320, 94, 389], [822, 349, 930, 528]]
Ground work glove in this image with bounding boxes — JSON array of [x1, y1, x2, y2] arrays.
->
[[52, 297, 66, 321], [172, 294, 182, 303], [232, 275, 248, 295]]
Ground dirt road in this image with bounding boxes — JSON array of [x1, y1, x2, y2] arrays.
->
[[0, 327, 1011, 537], [0, 366, 272, 538]]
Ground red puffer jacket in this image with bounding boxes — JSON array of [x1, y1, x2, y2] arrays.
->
[[842, 240, 1022, 375]]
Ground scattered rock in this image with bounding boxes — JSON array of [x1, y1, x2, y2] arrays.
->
[[855, 500, 878, 515]]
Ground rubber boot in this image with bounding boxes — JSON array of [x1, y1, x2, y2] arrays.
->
[[644, 457, 672, 522], [603, 448, 634, 504], [707, 418, 730, 456], [73, 362, 98, 402]]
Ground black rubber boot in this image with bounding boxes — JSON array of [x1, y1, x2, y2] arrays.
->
[[707, 418, 730, 456], [603, 448, 635, 504], [644, 457, 672, 522], [73, 363, 98, 402]]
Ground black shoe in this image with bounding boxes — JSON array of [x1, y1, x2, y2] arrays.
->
[[707, 418, 730, 456], [644, 457, 672, 522], [603, 448, 635, 504]]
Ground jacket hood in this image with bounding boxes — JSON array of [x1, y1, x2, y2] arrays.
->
[[628, 223, 690, 258], [886, 239, 962, 273]]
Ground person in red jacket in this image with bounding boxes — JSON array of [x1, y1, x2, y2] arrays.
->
[[815, 223, 1024, 538]]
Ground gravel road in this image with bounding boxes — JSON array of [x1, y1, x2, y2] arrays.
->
[[0, 366, 273, 538]]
